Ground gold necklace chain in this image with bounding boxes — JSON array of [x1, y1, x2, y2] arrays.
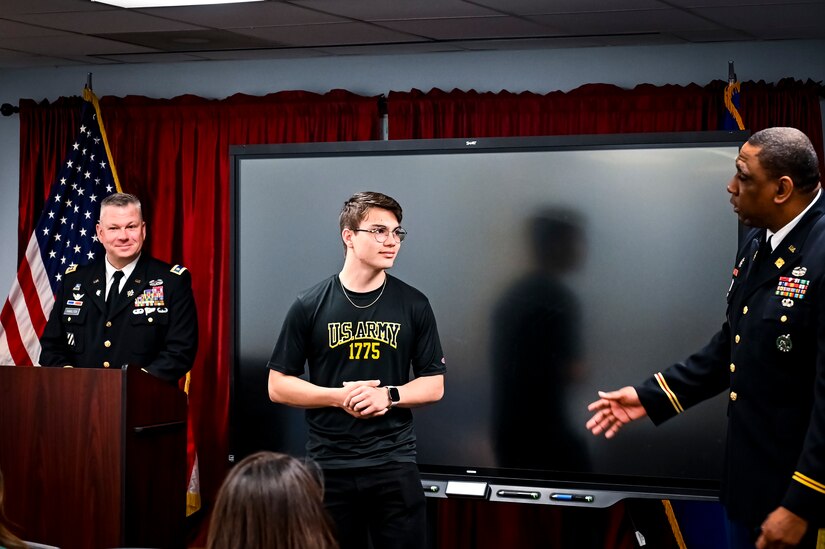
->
[[339, 276, 387, 309]]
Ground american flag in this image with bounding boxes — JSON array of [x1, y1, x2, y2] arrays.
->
[[0, 89, 119, 366]]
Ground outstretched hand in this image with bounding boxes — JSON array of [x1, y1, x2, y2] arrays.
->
[[585, 387, 647, 439]]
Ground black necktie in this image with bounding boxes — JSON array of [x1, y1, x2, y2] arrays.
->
[[106, 270, 124, 316], [759, 235, 773, 262]]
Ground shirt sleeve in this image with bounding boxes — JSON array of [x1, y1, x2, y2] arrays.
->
[[410, 298, 446, 377], [267, 297, 311, 376], [636, 323, 732, 425]]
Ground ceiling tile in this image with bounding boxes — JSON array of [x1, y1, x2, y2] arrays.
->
[[470, 0, 668, 15], [0, 33, 157, 56], [92, 51, 208, 63], [190, 47, 331, 60], [312, 41, 468, 56], [9, 9, 208, 33], [527, 9, 723, 35], [378, 16, 556, 40], [139, 1, 345, 27], [288, 0, 502, 20], [4, 0, 110, 15], [233, 21, 423, 46], [0, 19, 68, 38]]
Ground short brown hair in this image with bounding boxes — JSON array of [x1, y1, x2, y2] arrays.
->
[[206, 452, 337, 549], [339, 192, 403, 251], [100, 192, 143, 221]]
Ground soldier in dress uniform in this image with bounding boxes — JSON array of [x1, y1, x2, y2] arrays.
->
[[39, 192, 198, 382], [586, 128, 825, 549]]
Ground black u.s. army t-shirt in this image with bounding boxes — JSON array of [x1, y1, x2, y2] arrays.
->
[[268, 274, 446, 469]]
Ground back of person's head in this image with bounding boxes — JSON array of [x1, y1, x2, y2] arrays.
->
[[206, 452, 337, 549], [748, 127, 820, 193], [0, 468, 28, 549]]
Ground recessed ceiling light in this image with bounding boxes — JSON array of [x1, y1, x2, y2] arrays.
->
[[92, 0, 264, 7]]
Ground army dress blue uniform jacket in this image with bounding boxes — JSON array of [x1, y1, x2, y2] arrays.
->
[[39, 254, 198, 382], [636, 199, 825, 530]]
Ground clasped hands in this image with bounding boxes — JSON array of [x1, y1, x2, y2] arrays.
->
[[341, 379, 389, 419]]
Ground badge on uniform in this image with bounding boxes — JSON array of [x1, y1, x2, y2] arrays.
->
[[776, 334, 792, 352], [73, 293, 84, 300], [73, 283, 81, 291], [776, 276, 809, 300], [782, 298, 794, 308], [792, 266, 807, 277], [66, 300, 83, 306], [149, 279, 163, 286]]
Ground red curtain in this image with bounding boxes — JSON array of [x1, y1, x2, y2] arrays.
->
[[17, 90, 380, 517], [18, 97, 84, 262], [387, 80, 824, 174], [388, 83, 719, 138]]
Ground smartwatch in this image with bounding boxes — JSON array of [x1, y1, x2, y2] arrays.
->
[[386, 386, 400, 408]]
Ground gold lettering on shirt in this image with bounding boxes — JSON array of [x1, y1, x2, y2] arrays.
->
[[328, 321, 400, 349]]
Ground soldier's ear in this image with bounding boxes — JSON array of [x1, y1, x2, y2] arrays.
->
[[774, 175, 794, 204]]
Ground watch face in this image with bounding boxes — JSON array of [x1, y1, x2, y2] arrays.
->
[[389, 386, 401, 402]]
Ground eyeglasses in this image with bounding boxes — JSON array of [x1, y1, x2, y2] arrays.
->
[[353, 226, 407, 243]]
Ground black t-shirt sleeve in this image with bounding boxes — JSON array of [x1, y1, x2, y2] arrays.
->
[[411, 298, 446, 377], [267, 297, 310, 376]]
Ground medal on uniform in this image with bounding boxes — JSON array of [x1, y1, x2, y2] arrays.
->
[[776, 276, 809, 300], [776, 334, 792, 352]]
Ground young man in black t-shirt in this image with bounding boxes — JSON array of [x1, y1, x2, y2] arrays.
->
[[268, 192, 446, 549]]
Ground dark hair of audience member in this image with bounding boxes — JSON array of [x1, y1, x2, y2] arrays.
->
[[0, 468, 28, 549], [206, 451, 337, 549]]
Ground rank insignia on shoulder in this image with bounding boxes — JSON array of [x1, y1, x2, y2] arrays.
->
[[792, 266, 807, 277], [65, 265, 78, 274], [170, 265, 187, 275]]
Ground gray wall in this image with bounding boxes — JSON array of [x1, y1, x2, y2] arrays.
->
[[1, 39, 824, 291]]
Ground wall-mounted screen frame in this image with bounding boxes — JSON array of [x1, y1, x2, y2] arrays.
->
[[230, 131, 748, 506]]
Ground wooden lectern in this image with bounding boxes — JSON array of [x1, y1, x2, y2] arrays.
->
[[0, 364, 188, 549]]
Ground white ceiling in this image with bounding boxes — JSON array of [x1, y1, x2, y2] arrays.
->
[[0, 0, 823, 69]]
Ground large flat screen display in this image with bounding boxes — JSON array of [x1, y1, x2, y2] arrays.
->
[[230, 133, 746, 503]]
